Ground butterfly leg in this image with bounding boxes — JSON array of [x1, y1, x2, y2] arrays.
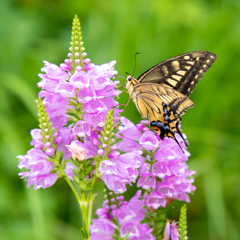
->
[[151, 120, 185, 153], [119, 97, 131, 109], [176, 121, 188, 147], [164, 125, 184, 153]]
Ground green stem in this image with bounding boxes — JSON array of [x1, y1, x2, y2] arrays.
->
[[64, 175, 81, 203], [87, 175, 97, 227], [80, 190, 90, 239], [57, 162, 81, 203]]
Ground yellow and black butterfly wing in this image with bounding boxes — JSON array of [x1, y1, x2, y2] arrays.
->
[[137, 51, 216, 97], [133, 83, 194, 120], [132, 82, 194, 149]]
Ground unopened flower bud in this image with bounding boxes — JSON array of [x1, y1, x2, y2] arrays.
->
[[97, 149, 105, 156], [52, 132, 58, 138], [82, 58, 90, 64], [54, 136, 63, 145], [82, 52, 87, 57], [45, 148, 54, 156], [76, 66, 82, 71], [102, 144, 107, 149], [35, 143, 44, 149]]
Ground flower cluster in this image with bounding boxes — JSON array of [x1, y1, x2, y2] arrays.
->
[[18, 16, 122, 190], [90, 190, 155, 240], [17, 15, 194, 240], [17, 99, 74, 189], [115, 117, 196, 209]]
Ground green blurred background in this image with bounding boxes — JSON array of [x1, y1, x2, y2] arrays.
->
[[1, 0, 240, 239]]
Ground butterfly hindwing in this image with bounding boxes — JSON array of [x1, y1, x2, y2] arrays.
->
[[133, 83, 194, 120], [132, 83, 190, 149], [137, 51, 216, 97]]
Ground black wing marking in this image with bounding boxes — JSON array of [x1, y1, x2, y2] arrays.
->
[[138, 51, 216, 97]]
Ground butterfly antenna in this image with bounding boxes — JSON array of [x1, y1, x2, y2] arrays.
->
[[132, 52, 140, 76], [115, 74, 127, 78]]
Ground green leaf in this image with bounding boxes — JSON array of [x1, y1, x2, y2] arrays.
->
[[0, 72, 37, 117]]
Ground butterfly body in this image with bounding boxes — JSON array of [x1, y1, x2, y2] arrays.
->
[[125, 51, 217, 150]]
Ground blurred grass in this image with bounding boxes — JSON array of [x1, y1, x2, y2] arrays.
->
[[0, 0, 240, 239]]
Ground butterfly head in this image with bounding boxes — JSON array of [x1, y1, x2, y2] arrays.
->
[[127, 75, 133, 82]]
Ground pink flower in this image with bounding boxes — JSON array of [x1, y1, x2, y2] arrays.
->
[[65, 141, 87, 161], [91, 190, 155, 240], [17, 148, 58, 190]]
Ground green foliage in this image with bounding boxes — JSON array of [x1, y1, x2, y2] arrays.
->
[[179, 204, 188, 240], [1, 0, 240, 239], [143, 207, 167, 240]]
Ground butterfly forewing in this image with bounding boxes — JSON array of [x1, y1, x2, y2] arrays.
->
[[137, 51, 216, 97]]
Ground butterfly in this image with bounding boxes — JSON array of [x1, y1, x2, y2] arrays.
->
[[124, 51, 217, 151]]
